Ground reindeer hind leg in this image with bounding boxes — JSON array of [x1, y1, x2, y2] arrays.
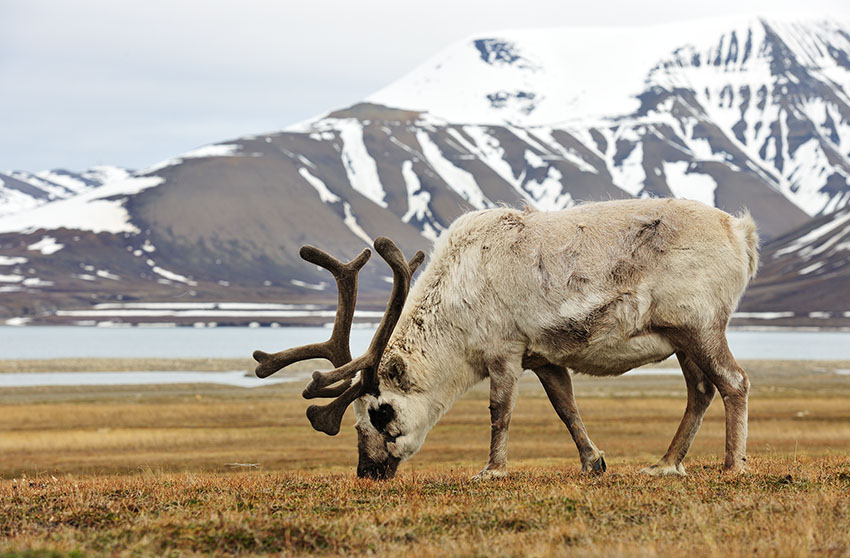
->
[[684, 334, 749, 474], [641, 351, 716, 477]]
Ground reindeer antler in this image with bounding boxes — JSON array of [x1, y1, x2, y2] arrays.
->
[[253, 238, 424, 436], [253, 245, 371, 379], [305, 238, 424, 434]]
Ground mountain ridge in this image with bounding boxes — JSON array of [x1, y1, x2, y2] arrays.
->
[[0, 167, 131, 218]]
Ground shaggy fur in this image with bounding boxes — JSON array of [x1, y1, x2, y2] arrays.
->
[[353, 198, 759, 479]]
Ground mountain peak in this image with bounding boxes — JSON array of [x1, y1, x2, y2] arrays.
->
[[367, 17, 850, 128]]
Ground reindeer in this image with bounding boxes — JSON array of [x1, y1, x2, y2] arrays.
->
[[254, 198, 759, 480]]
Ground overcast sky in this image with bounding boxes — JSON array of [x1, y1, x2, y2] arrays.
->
[[3, 0, 850, 172]]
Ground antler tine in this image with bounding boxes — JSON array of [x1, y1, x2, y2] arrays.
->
[[302, 378, 353, 399], [305, 382, 363, 435], [253, 246, 371, 378], [363, 238, 417, 364], [302, 354, 370, 398], [407, 250, 426, 275]]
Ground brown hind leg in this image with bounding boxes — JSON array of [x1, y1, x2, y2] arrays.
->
[[533, 363, 606, 474], [662, 328, 750, 474], [641, 351, 716, 476]]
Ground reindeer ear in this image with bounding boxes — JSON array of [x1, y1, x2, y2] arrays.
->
[[369, 403, 396, 432], [385, 358, 411, 392], [388, 360, 405, 381]]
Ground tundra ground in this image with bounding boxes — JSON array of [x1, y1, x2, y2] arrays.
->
[[1, 358, 849, 557]]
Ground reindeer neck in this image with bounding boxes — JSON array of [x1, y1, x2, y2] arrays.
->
[[391, 256, 485, 402]]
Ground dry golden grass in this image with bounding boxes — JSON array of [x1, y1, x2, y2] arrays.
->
[[1, 358, 849, 556], [2, 460, 850, 557]]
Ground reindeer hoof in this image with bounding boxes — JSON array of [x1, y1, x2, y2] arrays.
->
[[472, 467, 508, 481], [720, 464, 747, 476], [640, 462, 686, 477], [581, 452, 607, 474]]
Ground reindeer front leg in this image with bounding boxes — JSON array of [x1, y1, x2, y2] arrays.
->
[[533, 363, 606, 474], [473, 358, 522, 480]]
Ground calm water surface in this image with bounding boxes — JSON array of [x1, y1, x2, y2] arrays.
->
[[2, 326, 850, 361], [0, 370, 298, 388]]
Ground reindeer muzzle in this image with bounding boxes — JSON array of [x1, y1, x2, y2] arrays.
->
[[357, 454, 400, 480]]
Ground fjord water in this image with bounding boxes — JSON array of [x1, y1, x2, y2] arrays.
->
[[2, 326, 850, 361], [0, 326, 377, 360]]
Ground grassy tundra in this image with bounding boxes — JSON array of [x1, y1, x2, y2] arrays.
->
[[1, 358, 849, 556]]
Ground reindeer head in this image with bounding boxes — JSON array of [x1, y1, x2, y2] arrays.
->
[[253, 237, 425, 479]]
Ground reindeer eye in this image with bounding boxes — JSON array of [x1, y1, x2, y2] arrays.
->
[[369, 403, 395, 431]]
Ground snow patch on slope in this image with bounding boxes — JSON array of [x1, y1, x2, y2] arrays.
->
[[8, 171, 79, 199], [453, 127, 521, 193], [343, 202, 373, 246], [298, 167, 340, 203], [27, 236, 64, 255], [34, 171, 92, 194], [529, 128, 599, 174], [0, 185, 42, 217], [333, 119, 387, 207], [609, 141, 646, 197], [290, 279, 328, 291], [663, 162, 717, 206], [0, 168, 127, 218], [523, 151, 573, 210], [774, 208, 850, 259], [781, 139, 834, 216], [0, 175, 164, 234], [81, 166, 133, 184], [400, 160, 440, 242], [151, 265, 197, 286], [416, 130, 490, 209]]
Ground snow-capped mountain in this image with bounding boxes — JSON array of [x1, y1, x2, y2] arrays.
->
[[0, 167, 131, 217], [1, 16, 849, 326], [367, 17, 850, 218]]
